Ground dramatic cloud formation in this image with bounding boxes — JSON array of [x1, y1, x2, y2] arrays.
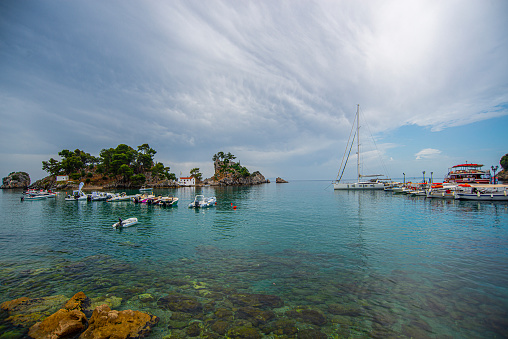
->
[[1, 0, 507, 181]]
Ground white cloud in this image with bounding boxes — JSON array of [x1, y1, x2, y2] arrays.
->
[[415, 149, 442, 160], [1, 0, 507, 180]]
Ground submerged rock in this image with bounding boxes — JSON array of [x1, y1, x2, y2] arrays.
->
[[228, 293, 283, 309], [0, 295, 68, 327], [157, 294, 203, 314], [286, 306, 327, 326], [227, 325, 262, 339]]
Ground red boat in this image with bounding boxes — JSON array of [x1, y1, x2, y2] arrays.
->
[[444, 163, 491, 184]]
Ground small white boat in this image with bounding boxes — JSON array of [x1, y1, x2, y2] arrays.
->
[[89, 191, 115, 201], [65, 190, 88, 201], [189, 195, 216, 208], [108, 192, 138, 202], [112, 217, 138, 228], [158, 197, 179, 207], [65, 182, 88, 201], [425, 183, 460, 199], [22, 189, 58, 201], [455, 185, 508, 201], [139, 186, 153, 192]]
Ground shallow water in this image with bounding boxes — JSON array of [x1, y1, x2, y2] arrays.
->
[[1, 182, 507, 338]]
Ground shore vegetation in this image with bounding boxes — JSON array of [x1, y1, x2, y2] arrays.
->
[[41, 144, 176, 186]]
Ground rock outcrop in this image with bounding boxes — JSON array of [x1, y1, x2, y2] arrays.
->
[[497, 170, 508, 183], [203, 159, 269, 186], [2, 292, 158, 339], [1, 171, 30, 189], [80, 305, 159, 339], [204, 171, 269, 186], [276, 177, 288, 183]]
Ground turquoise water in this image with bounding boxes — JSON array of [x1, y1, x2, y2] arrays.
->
[[1, 181, 507, 338]]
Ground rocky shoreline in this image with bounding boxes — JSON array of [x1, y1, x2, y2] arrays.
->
[[1, 292, 159, 339]]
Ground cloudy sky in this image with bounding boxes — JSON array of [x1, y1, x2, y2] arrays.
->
[[1, 0, 507, 182]]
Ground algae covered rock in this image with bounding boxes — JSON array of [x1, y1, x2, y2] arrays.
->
[[228, 293, 283, 309], [157, 294, 203, 314], [227, 325, 262, 339], [28, 308, 87, 339], [79, 304, 159, 339], [64, 292, 91, 313], [0, 295, 68, 327], [286, 306, 327, 325]]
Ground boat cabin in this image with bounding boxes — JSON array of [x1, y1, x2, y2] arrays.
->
[[444, 163, 491, 184]]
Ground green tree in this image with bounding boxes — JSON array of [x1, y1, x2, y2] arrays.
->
[[151, 162, 170, 178], [136, 144, 157, 172], [501, 154, 508, 171], [190, 168, 202, 182], [118, 164, 134, 182], [42, 158, 62, 176], [109, 144, 137, 175], [131, 173, 146, 185]]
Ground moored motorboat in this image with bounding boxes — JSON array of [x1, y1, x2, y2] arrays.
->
[[426, 184, 459, 199], [65, 190, 88, 201], [112, 217, 138, 228], [108, 192, 139, 202], [189, 195, 216, 208], [139, 186, 153, 192], [88, 191, 115, 201], [455, 185, 508, 201], [158, 197, 179, 207], [21, 189, 58, 201]]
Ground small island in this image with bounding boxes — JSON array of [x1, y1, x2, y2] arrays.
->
[[3, 145, 269, 190]]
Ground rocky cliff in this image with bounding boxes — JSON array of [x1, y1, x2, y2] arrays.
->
[[203, 159, 269, 186], [1, 171, 30, 189]]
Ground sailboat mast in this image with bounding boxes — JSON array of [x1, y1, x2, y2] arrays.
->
[[356, 104, 360, 182]]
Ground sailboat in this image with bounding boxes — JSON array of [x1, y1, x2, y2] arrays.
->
[[333, 105, 386, 190]]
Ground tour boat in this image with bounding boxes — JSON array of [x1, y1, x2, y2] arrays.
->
[[444, 163, 491, 184], [188, 195, 216, 208], [333, 105, 387, 190]]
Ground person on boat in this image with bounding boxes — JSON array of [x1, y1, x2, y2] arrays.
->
[[118, 218, 123, 226]]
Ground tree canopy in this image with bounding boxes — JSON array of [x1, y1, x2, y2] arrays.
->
[[501, 153, 508, 171], [42, 144, 175, 184]]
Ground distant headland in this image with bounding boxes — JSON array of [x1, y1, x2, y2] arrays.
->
[[1, 145, 270, 190]]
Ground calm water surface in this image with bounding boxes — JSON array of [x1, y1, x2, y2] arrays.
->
[[1, 181, 507, 338]]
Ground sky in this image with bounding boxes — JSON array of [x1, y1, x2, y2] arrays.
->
[[1, 0, 507, 183]]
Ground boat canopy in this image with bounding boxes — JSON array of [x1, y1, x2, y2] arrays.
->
[[452, 163, 483, 168]]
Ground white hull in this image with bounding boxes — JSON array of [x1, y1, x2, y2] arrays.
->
[[334, 182, 385, 190], [189, 195, 217, 208], [113, 217, 138, 228], [455, 193, 508, 201]]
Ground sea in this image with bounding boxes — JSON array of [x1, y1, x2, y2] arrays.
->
[[1, 181, 507, 338]]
